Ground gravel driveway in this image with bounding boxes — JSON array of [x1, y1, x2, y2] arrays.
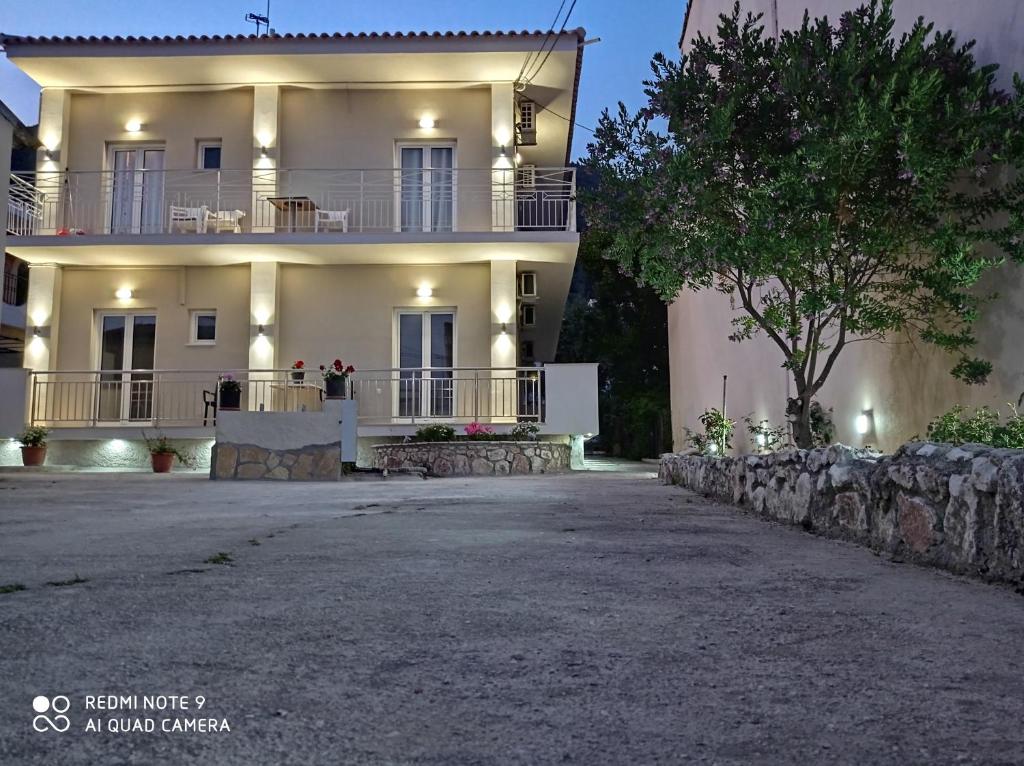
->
[[1, 469, 1023, 764]]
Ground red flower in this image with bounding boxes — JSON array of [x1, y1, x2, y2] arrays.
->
[[345, 365, 355, 374], [293, 360, 304, 369], [319, 365, 326, 371], [333, 359, 343, 371]]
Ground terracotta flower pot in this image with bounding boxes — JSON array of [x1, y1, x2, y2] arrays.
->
[[21, 445, 46, 467], [151, 452, 175, 473]]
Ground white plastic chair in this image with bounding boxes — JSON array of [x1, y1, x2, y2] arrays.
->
[[169, 205, 210, 233], [314, 209, 349, 233]]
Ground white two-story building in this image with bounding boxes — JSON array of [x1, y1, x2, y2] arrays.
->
[[0, 28, 598, 467]]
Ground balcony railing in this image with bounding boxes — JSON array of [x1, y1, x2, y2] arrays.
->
[[8, 167, 576, 238], [28, 367, 545, 428]]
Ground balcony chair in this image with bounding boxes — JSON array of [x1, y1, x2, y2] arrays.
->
[[314, 209, 349, 233], [169, 205, 210, 234], [210, 209, 246, 233], [202, 388, 217, 426]]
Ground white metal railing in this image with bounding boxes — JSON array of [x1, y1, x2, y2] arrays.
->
[[8, 167, 576, 237], [7, 173, 43, 236], [27, 367, 546, 428]]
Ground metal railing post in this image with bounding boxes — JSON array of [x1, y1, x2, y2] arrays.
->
[[473, 369, 480, 422]]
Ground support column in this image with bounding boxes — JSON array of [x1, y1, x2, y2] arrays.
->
[[490, 83, 515, 232], [24, 264, 62, 423], [248, 261, 280, 410], [490, 260, 518, 421], [252, 85, 281, 233], [36, 89, 71, 234]]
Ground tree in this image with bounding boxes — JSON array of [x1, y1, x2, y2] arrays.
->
[[582, 0, 1024, 448]]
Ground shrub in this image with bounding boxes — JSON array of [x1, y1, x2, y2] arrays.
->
[[684, 408, 735, 456], [144, 432, 195, 467], [808, 402, 835, 448], [464, 422, 495, 440], [743, 417, 788, 452], [509, 422, 540, 441], [927, 404, 1024, 448], [17, 425, 48, 448], [413, 424, 456, 442]]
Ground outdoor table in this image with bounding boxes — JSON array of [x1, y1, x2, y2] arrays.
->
[[267, 196, 317, 232]]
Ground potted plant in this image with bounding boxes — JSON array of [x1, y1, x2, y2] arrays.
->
[[291, 360, 306, 384], [320, 359, 355, 399], [17, 425, 48, 466], [145, 433, 192, 473], [219, 374, 242, 410]]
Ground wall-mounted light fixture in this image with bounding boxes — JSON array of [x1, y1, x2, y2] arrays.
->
[[418, 116, 436, 129], [856, 409, 874, 436], [500, 322, 509, 335], [32, 326, 42, 338], [257, 324, 266, 337], [124, 119, 143, 133], [42, 149, 54, 162], [499, 145, 507, 157], [416, 284, 433, 298], [756, 432, 767, 448], [115, 287, 133, 300], [260, 146, 269, 158]]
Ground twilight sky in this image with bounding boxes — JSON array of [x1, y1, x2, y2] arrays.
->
[[0, 0, 685, 160]]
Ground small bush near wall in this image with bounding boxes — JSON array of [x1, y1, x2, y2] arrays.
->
[[374, 441, 570, 477], [927, 405, 1024, 449]]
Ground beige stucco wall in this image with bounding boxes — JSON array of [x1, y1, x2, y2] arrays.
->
[[277, 263, 491, 371], [55, 265, 251, 372], [670, 0, 1024, 453], [279, 87, 493, 232]]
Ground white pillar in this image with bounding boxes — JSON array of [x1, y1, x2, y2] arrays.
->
[[252, 85, 280, 233], [36, 89, 71, 234], [248, 261, 280, 410], [490, 260, 518, 421], [23, 264, 62, 423], [490, 83, 515, 232]]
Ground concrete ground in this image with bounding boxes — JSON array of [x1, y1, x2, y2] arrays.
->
[[1, 468, 1023, 765]]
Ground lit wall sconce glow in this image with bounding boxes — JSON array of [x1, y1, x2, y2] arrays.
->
[[495, 332, 513, 354], [257, 324, 266, 337], [32, 326, 42, 338], [515, 152, 523, 165], [43, 149, 54, 162], [260, 146, 269, 158], [253, 334, 271, 353], [500, 322, 509, 335], [418, 116, 436, 129], [108, 438, 129, 454], [416, 284, 433, 298], [495, 305, 514, 324], [28, 335, 45, 354], [856, 409, 874, 436], [708, 442, 719, 454], [115, 287, 133, 300], [499, 145, 507, 157], [756, 432, 767, 448], [124, 119, 143, 133]]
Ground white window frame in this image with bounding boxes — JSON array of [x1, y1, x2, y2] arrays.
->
[[189, 309, 217, 345], [518, 271, 538, 298], [392, 307, 459, 421], [394, 142, 458, 233], [519, 302, 537, 329], [517, 164, 536, 189], [104, 143, 166, 235], [93, 310, 159, 425], [196, 140, 223, 170], [518, 100, 536, 131]]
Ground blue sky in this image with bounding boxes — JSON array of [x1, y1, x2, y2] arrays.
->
[[0, 0, 685, 160]]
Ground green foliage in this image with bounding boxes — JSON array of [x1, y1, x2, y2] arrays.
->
[[17, 425, 48, 448], [413, 424, 456, 442], [808, 402, 835, 448], [509, 422, 541, 441], [143, 432, 195, 467], [685, 408, 736, 455], [557, 214, 672, 459], [743, 416, 789, 452], [583, 0, 1024, 447], [926, 404, 1024, 448]]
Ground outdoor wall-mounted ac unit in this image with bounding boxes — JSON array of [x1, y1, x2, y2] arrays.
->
[[518, 302, 537, 329]]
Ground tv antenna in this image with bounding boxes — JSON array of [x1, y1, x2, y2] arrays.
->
[[245, 1, 271, 36]]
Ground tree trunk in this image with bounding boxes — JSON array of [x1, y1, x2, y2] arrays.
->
[[787, 392, 815, 449]]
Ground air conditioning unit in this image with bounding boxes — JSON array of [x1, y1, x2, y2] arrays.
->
[[518, 271, 538, 298], [516, 100, 537, 146]]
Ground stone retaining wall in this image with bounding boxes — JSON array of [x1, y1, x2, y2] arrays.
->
[[660, 443, 1024, 586], [211, 442, 341, 480], [373, 441, 570, 476]]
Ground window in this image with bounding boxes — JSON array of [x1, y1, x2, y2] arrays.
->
[[519, 271, 538, 298], [518, 100, 536, 131], [397, 143, 456, 232], [519, 302, 536, 329], [197, 141, 222, 170], [190, 310, 217, 344]]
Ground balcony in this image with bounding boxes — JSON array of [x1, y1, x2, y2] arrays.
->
[[7, 167, 577, 239], [27, 367, 547, 430]]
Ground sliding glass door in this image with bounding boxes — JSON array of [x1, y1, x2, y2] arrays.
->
[[397, 310, 455, 418], [398, 145, 455, 232], [109, 147, 165, 234], [97, 313, 157, 422]]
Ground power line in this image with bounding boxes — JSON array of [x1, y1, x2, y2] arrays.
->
[[539, 103, 594, 134], [523, 0, 579, 86], [515, 0, 568, 89]]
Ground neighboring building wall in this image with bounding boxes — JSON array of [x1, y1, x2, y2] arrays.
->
[[670, 0, 1024, 453]]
